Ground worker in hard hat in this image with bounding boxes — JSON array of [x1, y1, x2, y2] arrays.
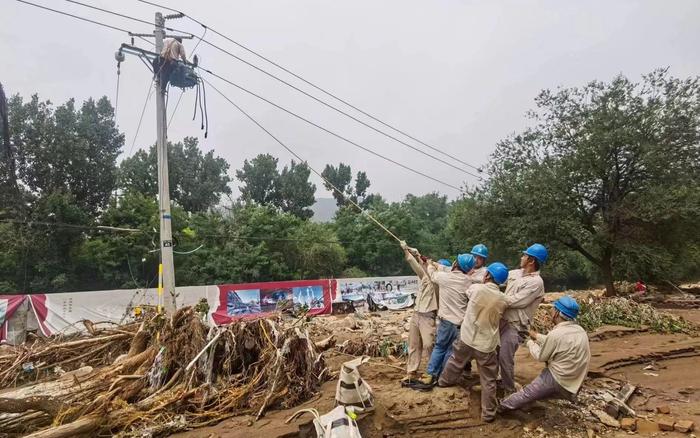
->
[[499, 243, 548, 395], [436, 262, 509, 422], [499, 296, 590, 411], [468, 244, 489, 282], [410, 253, 478, 390], [399, 242, 444, 386], [157, 36, 187, 91]]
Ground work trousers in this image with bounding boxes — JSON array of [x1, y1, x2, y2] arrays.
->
[[406, 311, 436, 375], [498, 321, 525, 393], [426, 318, 460, 377], [500, 368, 575, 410], [439, 339, 499, 421]]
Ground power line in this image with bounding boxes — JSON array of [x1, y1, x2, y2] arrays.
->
[[20, 0, 480, 183], [202, 73, 463, 192], [128, 79, 155, 156], [14, 0, 141, 34], [1, 218, 452, 248], [202, 76, 438, 243], [59, 0, 483, 178], [137, 0, 485, 174], [0, 219, 143, 233], [197, 40, 482, 179], [17, 0, 467, 193]]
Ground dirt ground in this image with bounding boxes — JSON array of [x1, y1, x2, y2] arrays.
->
[[172, 296, 700, 438]]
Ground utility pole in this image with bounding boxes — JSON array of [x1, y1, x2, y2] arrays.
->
[[116, 12, 192, 313], [154, 12, 176, 313]]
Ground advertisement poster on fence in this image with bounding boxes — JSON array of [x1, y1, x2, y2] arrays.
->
[[336, 276, 418, 310], [213, 279, 333, 325]]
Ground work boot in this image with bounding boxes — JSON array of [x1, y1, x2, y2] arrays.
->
[[410, 374, 437, 391], [400, 374, 418, 387]]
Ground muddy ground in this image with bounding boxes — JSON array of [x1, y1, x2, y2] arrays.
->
[[173, 295, 700, 438]]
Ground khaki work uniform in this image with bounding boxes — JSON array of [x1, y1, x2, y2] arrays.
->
[[499, 269, 545, 392], [405, 254, 438, 375], [424, 265, 473, 377], [439, 283, 507, 421], [501, 321, 590, 410]]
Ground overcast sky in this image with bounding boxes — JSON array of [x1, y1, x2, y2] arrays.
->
[[2, 0, 699, 201]]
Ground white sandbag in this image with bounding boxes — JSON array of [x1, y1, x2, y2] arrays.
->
[[335, 356, 373, 410]]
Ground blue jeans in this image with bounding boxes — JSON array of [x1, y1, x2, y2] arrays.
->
[[426, 318, 460, 377]]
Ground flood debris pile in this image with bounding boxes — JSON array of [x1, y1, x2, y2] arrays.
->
[[0, 307, 327, 437], [532, 297, 696, 334], [0, 320, 136, 388], [577, 297, 695, 333], [310, 312, 409, 359]]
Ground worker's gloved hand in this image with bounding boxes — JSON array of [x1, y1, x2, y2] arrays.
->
[[400, 240, 408, 250]]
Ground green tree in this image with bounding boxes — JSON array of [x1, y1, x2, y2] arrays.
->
[[277, 160, 316, 220], [321, 163, 372, 208], [334, 202, 419, 276], [236, 154, 316, 220], [8, 94, 123, 215], [484, 70, 700, 295], [120, 137, 231, 212], [236, 153, 280, 207], [74, 192, 163, 291]]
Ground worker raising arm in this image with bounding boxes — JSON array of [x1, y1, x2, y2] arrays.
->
[[399, 242, 442, 386]]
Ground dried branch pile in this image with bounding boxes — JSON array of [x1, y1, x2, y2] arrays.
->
[[0, 307, 327, 437]]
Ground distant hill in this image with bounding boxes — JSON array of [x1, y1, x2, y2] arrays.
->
[[310, 198, 338, 222]]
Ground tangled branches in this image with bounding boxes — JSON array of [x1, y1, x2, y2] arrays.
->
[[0, 307, 327, 437], [531, 298, 696, 334]]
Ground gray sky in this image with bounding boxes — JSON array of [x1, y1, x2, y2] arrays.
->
[[2, 0, 699, 201]]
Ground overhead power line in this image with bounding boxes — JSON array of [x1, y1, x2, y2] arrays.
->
[[202, 76, 445, 243], [58, 0, 483, 178], [2, 219, 453, 249], [202, 74, 462, 193], [15, 0, 140, 34], [136, 0, 484, 174], [15, 0, 466, 191]]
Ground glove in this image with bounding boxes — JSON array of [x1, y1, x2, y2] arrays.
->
[[400, 240, 408, 250]]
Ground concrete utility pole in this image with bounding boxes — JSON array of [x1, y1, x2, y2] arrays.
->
[[154, 12, 176, 313], [117, 12, 193, 313]]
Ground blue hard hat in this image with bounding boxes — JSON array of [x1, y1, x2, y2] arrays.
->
[[471, 244, 489, 259], [553, 295, 580, 319], [486, 262, 509, 284], [438, 259, 452, 267], [456, 254, 476, 272], [523, 243, 548, 264]]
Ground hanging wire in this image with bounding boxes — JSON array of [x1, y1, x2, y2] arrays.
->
[[128, 79, 155, 156], [28, 0, 486, 178], [114, 62, 121, 120], [202, 73, 463, 192], [202, 77, 403, 243]]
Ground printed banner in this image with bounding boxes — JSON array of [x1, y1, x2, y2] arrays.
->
[[28, 286, 214, 336], [336, 276, 418, 310], [0, 295, 28, 343], [212, 279, 334, 325]]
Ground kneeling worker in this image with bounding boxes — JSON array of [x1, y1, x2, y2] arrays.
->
[[499, 296, 590, 411], [437, 262, 509, 423]]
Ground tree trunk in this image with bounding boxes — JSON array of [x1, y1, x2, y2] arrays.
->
[[601, 249, 616, 297], [22, 416, 99, 438]]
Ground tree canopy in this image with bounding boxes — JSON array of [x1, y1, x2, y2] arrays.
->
[[476, 69, 700, 295], [120, 137, 231, 213], [236, 153, 316, 219], [1, 70, 698, 294]]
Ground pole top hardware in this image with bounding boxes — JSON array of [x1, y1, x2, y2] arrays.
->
[[164, 12, 185, 20]]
